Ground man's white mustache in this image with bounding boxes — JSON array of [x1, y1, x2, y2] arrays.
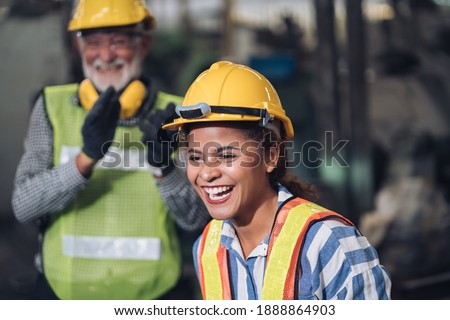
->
[[93, 58, 126, 70]]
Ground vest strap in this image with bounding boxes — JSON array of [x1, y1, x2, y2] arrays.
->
[[199, 220, 230, 299], [262, 200, 353, 299]]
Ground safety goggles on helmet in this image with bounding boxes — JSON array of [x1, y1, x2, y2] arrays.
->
[[174, 103, 273, 126]]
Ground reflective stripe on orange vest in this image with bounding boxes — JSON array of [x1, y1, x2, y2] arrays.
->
[[198, 197, 354, 300], [198, 220, 231, 300]]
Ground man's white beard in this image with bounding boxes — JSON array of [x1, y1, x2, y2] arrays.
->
[[82, 53, 143, 92]]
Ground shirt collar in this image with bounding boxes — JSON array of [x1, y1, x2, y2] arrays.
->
[[219, 184, 294, 257]]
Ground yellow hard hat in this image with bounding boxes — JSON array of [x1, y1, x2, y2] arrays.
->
[[162, 61, 294, 140], [68, 0, 156, 31]]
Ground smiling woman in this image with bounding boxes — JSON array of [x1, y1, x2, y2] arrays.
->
[[186, 123, 278, 225], [162, 61, 392, 300]]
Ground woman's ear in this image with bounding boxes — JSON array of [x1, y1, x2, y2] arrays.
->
[[265, 142, 280, 174]]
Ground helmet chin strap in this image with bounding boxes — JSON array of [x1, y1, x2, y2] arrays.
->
[[78, 79, 147, 119]]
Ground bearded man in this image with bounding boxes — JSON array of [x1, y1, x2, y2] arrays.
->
[[12, 0, 209, 300]]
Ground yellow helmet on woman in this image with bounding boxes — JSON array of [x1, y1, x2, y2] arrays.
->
[[162, 61, 294, 140], [68, 0, 156, 31]]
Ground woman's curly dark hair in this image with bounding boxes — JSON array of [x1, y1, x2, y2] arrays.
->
[[245, 123, 319, 202]]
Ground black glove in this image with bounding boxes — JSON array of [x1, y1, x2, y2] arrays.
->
[[140, 102, 178, 174], [81, 86, 121, 160]]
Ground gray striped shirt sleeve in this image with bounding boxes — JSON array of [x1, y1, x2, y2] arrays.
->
[[12, 95, 89, 224]]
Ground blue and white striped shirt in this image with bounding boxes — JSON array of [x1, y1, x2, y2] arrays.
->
[[193, 185, 391, 300]]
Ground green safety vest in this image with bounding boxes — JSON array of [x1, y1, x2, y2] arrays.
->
[[42, 83, 182, 300], [197, 197, 353, 300]]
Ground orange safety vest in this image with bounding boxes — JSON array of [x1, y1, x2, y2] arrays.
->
[[197, 197, 354, 300]]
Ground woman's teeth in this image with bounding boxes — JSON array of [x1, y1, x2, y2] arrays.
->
[[204, 186, 232, 200]]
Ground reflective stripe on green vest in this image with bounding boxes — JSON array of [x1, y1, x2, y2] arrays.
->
[[198, 197, 353, 300], [43, 83, 182, 299]]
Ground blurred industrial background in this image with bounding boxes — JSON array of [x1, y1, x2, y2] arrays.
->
[[0, 0, 449, 300]]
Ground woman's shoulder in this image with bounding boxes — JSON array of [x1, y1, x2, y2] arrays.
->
[[304, 217, 381, 271], [300, 218, 391, 299]]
